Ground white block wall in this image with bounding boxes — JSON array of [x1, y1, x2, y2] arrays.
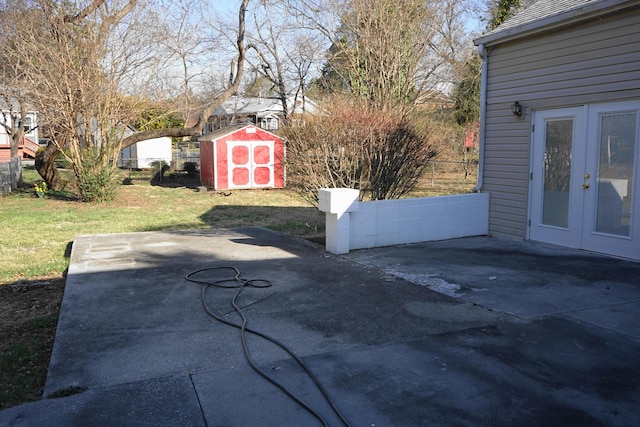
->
[[319, 189, 489, 254]]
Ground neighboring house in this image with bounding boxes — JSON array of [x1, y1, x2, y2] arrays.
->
[[473, 0, 640, 260], [203, 95, 317, 134], [117, 126, 172, 169], [0, 109, 40, 160]]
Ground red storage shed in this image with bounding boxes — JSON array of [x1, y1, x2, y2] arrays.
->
[[199, 125, 285, 190]]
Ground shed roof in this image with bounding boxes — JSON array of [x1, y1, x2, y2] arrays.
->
[[474, 0, 640, 46], [197, 124, 281, 142]]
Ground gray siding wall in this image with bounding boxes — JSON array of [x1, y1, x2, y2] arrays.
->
[[483, 8, 640, 239]]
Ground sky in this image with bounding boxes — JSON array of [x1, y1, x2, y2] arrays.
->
[[210, 0, 241, 14]]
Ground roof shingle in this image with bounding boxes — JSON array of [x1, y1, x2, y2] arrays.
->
[[474, 0, 638, 45]]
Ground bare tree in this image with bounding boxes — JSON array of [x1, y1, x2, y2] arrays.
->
[[286, 35, 318, 112], [242, 1, 321, 122], [121, 0, 249, 147], [343, 0, 433, 109], [205, 1, 321, 124], [286, 0, 472, 110], [0, 0, 249, 201], [224, 0, 477, 115], [145, 0, 212, 128]]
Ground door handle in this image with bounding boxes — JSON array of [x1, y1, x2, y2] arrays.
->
[[582, 183, 590, 189]]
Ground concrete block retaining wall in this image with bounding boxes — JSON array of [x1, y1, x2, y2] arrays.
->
[[318, 188, 489, 254]]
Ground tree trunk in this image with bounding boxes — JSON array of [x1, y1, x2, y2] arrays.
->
[[10, 126, 25, 159], [10, 140, 20, 159], [35, 142, 61, 190]]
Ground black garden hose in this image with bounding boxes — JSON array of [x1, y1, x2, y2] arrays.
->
[[185, 266, 351, 427]]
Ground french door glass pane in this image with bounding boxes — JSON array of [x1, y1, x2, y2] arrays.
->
[[595, 111, 637, 236], [542, 119, 574, 227]]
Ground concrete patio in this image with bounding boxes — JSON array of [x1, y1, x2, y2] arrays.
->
[[1, 227, 639, 426]]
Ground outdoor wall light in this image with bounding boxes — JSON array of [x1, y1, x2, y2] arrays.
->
[[511, 101, 523, 117]]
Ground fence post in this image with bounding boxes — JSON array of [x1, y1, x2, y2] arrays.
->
[[431, 162, 435, 187], [318, 188, 360, 254]]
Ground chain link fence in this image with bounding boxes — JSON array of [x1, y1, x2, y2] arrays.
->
[[412, 160, 479, 195], [426, 159, 478, 181], [172, 151, 200, 171], [117, 150, 201, 172]]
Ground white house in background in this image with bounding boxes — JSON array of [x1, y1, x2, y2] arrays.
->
[[118, 135, 172, 169], [0, 109, 39, 160], [203, 95, 318, 134]]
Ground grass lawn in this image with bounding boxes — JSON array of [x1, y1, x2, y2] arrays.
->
[[0, 161, 475, 410]]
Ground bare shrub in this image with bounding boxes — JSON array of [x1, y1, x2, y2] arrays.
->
[[281, 100, 437, 203]]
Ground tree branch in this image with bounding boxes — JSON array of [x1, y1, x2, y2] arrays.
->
[[121, 0, 249, 149], [64, 0, 107, 23]]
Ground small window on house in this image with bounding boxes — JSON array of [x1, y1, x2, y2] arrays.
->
[[24, 117, 34, 135], [263, 117, 278, 130]]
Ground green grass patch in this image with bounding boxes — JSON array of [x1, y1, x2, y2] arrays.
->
[[31, 316, 57, 329]]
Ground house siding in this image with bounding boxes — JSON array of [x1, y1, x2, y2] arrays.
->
[[482, 8, 640, 239]]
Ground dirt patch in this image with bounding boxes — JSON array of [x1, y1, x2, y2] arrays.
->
[[0, 276, 65, 409]]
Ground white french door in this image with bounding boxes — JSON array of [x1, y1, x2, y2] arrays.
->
[[529, 101, 640, 260]]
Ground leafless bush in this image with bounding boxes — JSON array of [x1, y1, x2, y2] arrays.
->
[[281, 100, 437, 203]]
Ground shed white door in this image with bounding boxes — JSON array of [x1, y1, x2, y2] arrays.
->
[[529, 102, 640, 260], [227, 141, 275, 189]]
